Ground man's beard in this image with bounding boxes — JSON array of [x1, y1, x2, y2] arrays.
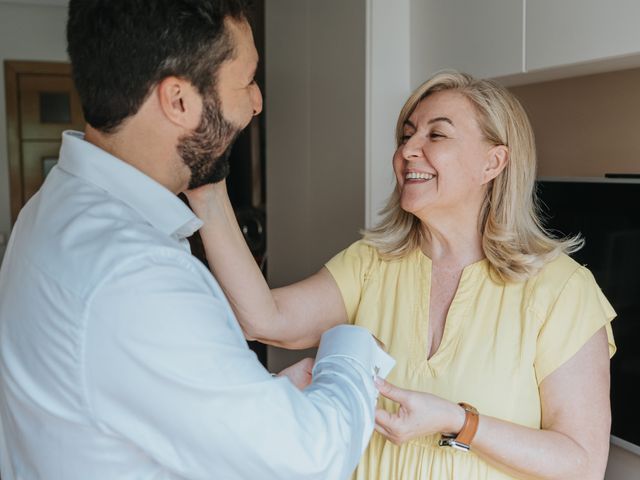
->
[[177, 92, 242, 189]]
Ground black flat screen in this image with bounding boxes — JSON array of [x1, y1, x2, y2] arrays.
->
[[537, 178, 640, 447]]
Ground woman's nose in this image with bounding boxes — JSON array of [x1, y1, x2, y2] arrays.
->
[[401, 136, 423, 160]]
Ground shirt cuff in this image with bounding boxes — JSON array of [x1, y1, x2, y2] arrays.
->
[[314, 325, 396, 381]]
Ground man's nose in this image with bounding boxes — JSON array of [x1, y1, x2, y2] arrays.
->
[[252, 85, 263, 116]]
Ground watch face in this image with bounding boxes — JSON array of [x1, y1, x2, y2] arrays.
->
[[438, 437, 471, 452]]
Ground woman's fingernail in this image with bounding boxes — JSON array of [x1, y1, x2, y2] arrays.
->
[[374, 376, 384, 386]]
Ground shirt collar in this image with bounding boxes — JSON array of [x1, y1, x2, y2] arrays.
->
[[57, 130, 203, 239]]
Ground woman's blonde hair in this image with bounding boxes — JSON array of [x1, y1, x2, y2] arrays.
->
[[362, 71, 582, 283]]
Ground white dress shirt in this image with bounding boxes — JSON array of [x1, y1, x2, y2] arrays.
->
[[0, 131, 393, 480]]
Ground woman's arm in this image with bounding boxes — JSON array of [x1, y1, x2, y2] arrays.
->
[[375, 327, 611, 480], [185, 182, 347, 349]]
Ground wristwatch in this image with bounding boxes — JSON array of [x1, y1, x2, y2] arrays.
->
[[438, 402, 479, 452]]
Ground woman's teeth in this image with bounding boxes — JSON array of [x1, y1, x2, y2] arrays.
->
[[405, 172, 434, 180]]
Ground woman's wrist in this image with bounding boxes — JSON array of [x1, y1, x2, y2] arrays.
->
[[443, 401, 467, 435], [186, 181, 231, 221]]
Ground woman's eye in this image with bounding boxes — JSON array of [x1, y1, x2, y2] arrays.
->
[[400, 135, 411, 144], [430, 132, 444, 139]]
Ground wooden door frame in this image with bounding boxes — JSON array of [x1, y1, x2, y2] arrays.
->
[[4, 60, 72, 224]]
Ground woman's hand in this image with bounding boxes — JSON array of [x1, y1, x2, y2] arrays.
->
[[184, 180, 229, 220], [374, 378, 464, 445], [276, 357, 314, 390]]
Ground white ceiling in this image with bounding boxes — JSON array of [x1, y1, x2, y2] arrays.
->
[[0, 0, 68, 7]]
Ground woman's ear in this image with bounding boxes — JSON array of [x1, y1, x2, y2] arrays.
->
[[156, 76, 202, 129], [482, 145, 509, 184]]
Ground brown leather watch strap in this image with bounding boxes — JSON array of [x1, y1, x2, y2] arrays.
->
[[455, 402, 479, 447]]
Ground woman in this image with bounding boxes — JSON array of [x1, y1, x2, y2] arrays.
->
[[187, 71, 616, 480]]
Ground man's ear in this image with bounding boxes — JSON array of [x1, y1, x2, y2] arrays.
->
[[156, 76, 202, 129], [482, 144, 509, 184]]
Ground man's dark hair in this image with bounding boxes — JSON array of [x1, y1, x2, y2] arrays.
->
[[67, 0, 250, 133]]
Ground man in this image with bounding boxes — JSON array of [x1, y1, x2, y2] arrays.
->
[[0, 1, 393, 478]]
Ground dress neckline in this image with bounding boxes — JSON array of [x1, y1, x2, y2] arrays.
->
[[414, 247, 488, 273], [411, 248, 489, 370]]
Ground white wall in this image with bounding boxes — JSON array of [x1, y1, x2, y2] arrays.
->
[[364, 0, 411, 228], [0, 2, 69, 262], [266, 0, 366, 287], [410, 0, 523, 85], [265, 0, 366, 371]]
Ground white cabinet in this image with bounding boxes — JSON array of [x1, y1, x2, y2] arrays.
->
[[526, 0, 640, 71], [410, 0, 524, 86]]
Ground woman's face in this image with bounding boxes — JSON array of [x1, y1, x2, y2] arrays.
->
[[393, 90, 499, 220]]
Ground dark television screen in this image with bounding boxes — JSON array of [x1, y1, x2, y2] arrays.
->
[[537, 177, 640, 448]]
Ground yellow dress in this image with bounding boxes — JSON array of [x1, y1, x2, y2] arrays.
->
[[325, 241, 616, 480]]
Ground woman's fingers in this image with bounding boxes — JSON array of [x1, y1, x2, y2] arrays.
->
[[374, 413, 397, 442], [375, 408, 406, 444], [374, 424, 386, 436], [375, 377, 410, 404], [375, 382, 453, 444], [374, 423, 397, 442], [375, 407, 395, 428]]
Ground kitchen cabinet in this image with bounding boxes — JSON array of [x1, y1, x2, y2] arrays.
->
[[410, 0, 523, 86], [526, 0, 640, 71]]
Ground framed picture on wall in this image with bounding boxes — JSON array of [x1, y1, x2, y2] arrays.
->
[[42, 157, 58, 178]]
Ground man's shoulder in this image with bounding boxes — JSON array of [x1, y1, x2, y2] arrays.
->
[[12, 177, 195, 300]]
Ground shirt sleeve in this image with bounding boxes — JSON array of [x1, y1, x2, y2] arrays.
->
[[534, 265, 617, 384], [325, 241, 376, 323], [84, 250, 380, 480]]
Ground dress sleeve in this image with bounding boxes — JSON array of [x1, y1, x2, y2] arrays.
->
[[534, 266, 617, 384], [325, 241, 376, 323]]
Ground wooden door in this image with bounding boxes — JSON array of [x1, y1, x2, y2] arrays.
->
[[4, 61, 85, 224]]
